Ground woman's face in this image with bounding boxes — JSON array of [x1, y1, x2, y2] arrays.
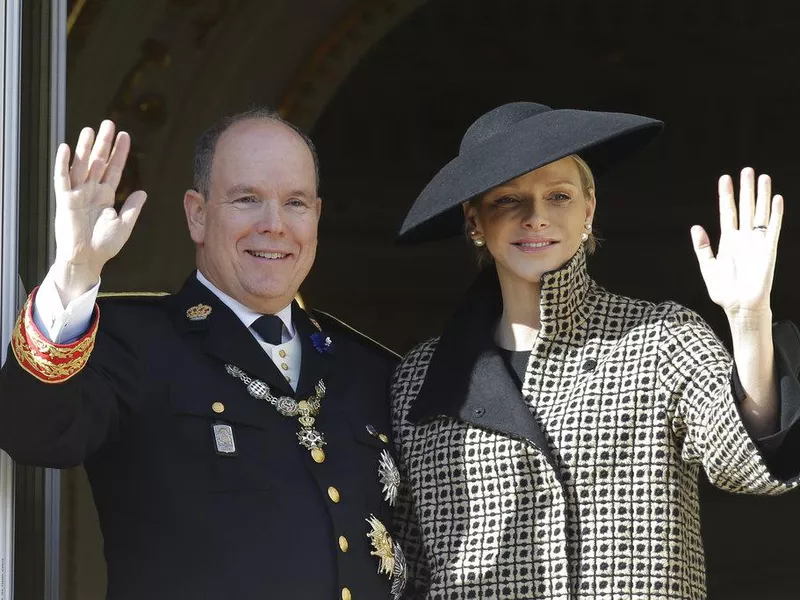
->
[[464, 157, 596, 284]]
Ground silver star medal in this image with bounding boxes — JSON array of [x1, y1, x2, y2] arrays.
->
[[378, 449, 400, 506], [390, 538, 407, 600]]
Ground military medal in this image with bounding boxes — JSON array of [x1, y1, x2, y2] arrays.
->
[[212, 423, 237, 455], [390, 539, 407, 600], [378, 449, 400, 507], [366, 514, 407, 599], [225, 364, 327, 456], [366, 515, 395, 576]]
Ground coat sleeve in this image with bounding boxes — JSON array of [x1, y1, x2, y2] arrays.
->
[[658, 303, 800, 494], [740, 320, 800, 480], [390, 343, 434, 598], [0, 292, 141, 468]]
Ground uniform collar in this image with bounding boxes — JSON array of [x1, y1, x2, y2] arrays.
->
[[195, 270, 296, 339], [169, 275, 330, 398]]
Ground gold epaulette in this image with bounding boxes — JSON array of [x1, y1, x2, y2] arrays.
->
[[98, 291, 169, 299], [11, 287, 99, 384], [312, 310, 400, 360]]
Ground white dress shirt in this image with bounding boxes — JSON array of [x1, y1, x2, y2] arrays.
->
[[32, 270, 302, 390]]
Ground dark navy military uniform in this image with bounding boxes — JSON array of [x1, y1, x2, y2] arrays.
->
[[0, 275, 402, 600]]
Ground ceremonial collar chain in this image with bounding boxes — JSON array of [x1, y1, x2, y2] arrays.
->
[[225, 364, 327, 460]]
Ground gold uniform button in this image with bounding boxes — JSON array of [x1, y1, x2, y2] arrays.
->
[[311, 448, 326, 463], [338, 535, 349, 552], [378, 433, 389, 444], [328, 486, 340, 503], [279, 349, 287, 358], [211, 402, 225, 414], [281, 363, 289, 371], [341, 587, 352, 600]]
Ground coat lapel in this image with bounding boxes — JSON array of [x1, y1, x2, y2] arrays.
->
[[169, 275, 295, 398], [407, 268, 558, 471], [292, 302, 333, 398]]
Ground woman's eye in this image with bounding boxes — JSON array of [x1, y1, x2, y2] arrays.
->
[[549, 192, 571, 203], [493, 196, 518, 206]]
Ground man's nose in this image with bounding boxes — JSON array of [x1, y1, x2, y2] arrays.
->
[[256, 202, 283, 233]]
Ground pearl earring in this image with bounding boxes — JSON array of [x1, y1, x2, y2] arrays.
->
[[469, 229, 485, 247]]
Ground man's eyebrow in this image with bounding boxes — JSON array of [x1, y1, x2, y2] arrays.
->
[[224, 186, 315, 198], [225, 185, 258, 197]]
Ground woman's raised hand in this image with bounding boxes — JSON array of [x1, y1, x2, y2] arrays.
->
[[691, 168, 783, 318]]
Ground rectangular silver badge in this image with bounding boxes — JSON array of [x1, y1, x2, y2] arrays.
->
[[212, 423, 237, 455]]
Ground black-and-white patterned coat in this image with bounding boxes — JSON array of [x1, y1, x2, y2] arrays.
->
[[391, 249, 800, 599]]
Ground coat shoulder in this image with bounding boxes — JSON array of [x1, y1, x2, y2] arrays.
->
[[97, 291, 171, 312], [640, 299, 712, 334], [593, 288, 700, 330], [401, 337, 440, 367], [311, 309, 400, 366], [96, 291, 173, 334], [392, 338, 440, 399]]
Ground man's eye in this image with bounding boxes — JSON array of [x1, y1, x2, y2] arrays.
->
[[234, 196, 257, 204], [288, 198, 307, 208]]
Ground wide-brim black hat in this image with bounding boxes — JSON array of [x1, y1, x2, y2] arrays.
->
[[397, 102, 663, 243]]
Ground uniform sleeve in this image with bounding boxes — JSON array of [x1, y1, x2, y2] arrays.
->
[[0, 290, 140, 468], [659, 304, 799, 494], [390, 352, 432, 598]]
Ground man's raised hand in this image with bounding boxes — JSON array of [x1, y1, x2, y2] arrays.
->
[[51, 120, 147, 302]]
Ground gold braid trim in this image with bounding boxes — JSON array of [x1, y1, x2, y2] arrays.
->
[[10, 287, 99, 384], [97, 291, 168, 298]]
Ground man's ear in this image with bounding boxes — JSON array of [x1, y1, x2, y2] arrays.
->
[[184, 189, 206, 244]]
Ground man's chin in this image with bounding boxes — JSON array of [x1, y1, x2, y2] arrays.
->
[[240, 282, 297, 308]]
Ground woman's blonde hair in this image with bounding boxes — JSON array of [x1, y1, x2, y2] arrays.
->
[[465, 154, 597, 264]]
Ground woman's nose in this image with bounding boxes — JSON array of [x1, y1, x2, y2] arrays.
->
[[522, 201, 549, 229]]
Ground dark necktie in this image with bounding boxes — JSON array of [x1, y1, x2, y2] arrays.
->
[[251, 314, 283, 345]]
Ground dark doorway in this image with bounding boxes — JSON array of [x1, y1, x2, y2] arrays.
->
[[307, 1, 800, 598]]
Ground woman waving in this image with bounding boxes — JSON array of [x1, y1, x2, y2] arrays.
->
[[392, 102, 800, 599]]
